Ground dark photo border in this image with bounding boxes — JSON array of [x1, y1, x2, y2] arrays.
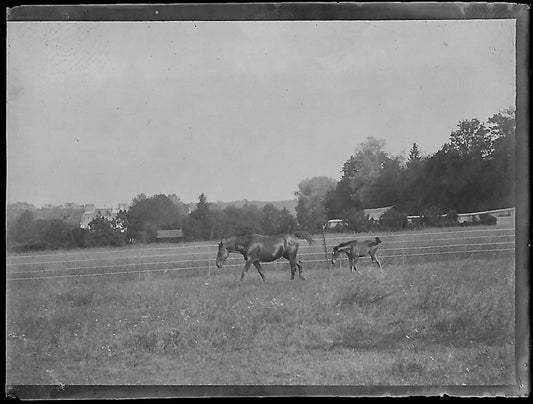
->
[[6, 2, 530, 399]]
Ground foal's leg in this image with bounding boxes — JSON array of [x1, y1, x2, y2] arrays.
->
[[352, 256, 359, 272], [253, 262, 266, 282], [347, 253, 355, 272], [296, 259, 306, 280], [370, 253, 383, 273]]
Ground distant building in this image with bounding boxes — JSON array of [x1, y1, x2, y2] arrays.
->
[[80, 203, 129, 229], [405, 207, 515, 226], [406, 215, 422, 225], [324, 219, 346, 230], [323, 206, 394, 229], [457, 207, 515, 226], [364, 206, 393, 221]]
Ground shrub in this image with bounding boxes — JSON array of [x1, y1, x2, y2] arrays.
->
[[479, 213, 497, 226], [441, 210, 460, 227], [87, 217, 126, 247], [342, 208, 375, 233], [379, 207, 408, 231], [421, 206, 442, 227]]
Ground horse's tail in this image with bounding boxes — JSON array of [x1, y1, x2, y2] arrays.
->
[[293, 231, 314, 245]]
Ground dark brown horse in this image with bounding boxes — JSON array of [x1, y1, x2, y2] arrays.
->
[[331, 237, 383, 273], [215, 231, 314, 282]]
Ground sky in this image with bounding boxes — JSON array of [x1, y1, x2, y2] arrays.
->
[[7, 20, 516, 208]]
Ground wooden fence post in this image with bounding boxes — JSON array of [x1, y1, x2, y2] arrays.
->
[[208, 244, 211, 277], [463, 226, 467, 260], [322, 225, 330, 270], [138, 249, 142, 281]]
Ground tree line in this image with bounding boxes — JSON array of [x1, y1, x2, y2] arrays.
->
[[6, 108, 514, 252], [295, 108, 515, 233], [6, 193, 298, 252]]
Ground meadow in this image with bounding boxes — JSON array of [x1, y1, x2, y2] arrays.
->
[[6, 227, 516, 385]]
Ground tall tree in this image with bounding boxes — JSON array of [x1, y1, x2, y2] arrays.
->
[[340, 136, 393, 208], [6, 202, 36, 226], [278, 207, 298, 234], [397, 143, 427, 214], [368, 156, 404, 208], [8, 210, 35, 246], [407, 143, 422, 169], [128, 194, 187, 243], [445, 119, 492, 159], [487, 108, 516, 208], [183, 193, 215, 241], [487, 107, 515, 140], [260, 203, 282, 236], [295, 176, 336, 232]]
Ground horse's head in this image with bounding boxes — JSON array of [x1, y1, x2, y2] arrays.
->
[[375, 237, 382, 244], [215, 241, 229, 268], [331, 246, 341, 264]]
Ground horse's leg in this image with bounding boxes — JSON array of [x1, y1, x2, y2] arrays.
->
[[287, 258, 297, 280], [240, 259, 253, 281], [282, 249, 298, 280], [253, 262, 266, 282]]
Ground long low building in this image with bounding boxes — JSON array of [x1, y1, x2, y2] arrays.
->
[[456, 207, 515, 226]]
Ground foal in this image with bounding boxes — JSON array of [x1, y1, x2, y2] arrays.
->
[[331, 237, 383, 273]]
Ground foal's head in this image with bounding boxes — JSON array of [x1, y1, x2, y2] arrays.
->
[[331, 246, 342, 264], [215, 241, 230, 268], [375, 237, 382, 244]]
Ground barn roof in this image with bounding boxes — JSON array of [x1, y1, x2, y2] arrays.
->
[[364, 206, 393, 220], [457, 207, 515, 217], [325, 219, 345, 229]]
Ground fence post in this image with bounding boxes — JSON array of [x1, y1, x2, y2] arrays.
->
[[138, 248, 142, 281], [322, 225, 330, 270], [463, 226, 467, 259], [207, 244, 211, 277]]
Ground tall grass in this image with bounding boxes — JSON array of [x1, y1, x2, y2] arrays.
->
[[6, 253, 515, 385]]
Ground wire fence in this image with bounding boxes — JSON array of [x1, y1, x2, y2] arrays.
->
[[6, 226, 515, 282]]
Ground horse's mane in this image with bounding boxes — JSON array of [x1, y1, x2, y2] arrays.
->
[[224, 234, 256, 252]]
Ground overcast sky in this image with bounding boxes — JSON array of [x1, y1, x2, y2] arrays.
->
[[7, 20, 515, 207]]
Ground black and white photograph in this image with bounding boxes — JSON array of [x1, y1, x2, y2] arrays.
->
[[5, 3, 529, 398]]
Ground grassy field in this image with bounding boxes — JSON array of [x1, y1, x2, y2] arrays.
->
[[6, 250, 515, 385]]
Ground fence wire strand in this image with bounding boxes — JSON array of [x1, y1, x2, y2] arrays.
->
[[6, 227, 515, 281]]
